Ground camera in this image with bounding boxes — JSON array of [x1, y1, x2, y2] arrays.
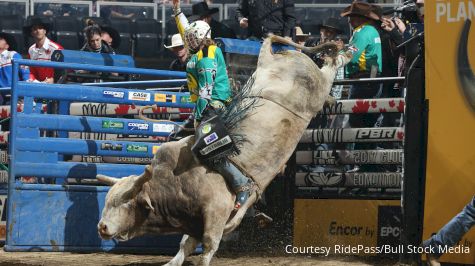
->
[[384, 0, 422, 23]]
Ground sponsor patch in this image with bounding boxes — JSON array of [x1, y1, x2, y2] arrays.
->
[[152, 145, 160, 154], [102, 120, 124, 129], [127, 122, 149, 131], [200, 135, 231, 155], [126, 144, 148, 153], [100, 143, 123, 151], [128, 91, 151, 101], [152, 123, 175, 133], [154, 94, 176, 103], [204, 132, 218, 145], [201, 123, 212, 134], [103, 90, 125, 99]]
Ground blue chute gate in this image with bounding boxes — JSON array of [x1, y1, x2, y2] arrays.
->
[[4, 58, 199, 252]]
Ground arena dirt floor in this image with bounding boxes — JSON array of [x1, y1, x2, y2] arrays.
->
[[0, 250, 400, 266]]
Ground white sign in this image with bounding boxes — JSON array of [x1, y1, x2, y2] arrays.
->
[[153, 123, 175, 133], [103, 90, 125, 99], [127, 122, 149, 131], [128, 92, 151, 101]]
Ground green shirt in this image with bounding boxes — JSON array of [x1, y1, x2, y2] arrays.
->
[[346, 23, 382, 77], [186, 45, 232, 120]]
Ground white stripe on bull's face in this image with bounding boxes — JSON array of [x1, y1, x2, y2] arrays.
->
[[97, 171, 152, 241]]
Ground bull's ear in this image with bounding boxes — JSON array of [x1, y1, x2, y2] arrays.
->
[[97, 174, 120, 186]]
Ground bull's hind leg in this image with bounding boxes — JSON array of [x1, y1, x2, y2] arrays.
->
[[165, 234, 199, 266]]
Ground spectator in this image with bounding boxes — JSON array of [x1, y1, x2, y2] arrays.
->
[[101, 25, 121, 51], [317, 17, 344, 44], [423, 196, 475, 266], [0, 32, 30, 103], [188, 2, 236, 39], [100, 0, 135, 19], [77, 21, 117, 83], [294, 26, 310, 47], [24, 17, 63, 83], [165, 33, 188, 72], [236, 0, 296, 40], [81, 20, 115, 54], [340, 1, 382, 172]]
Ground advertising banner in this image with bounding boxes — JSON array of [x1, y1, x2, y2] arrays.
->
[[424, 1, 475, 264], [293, 199, 400, 256]]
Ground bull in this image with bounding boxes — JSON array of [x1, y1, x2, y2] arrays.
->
[[96, 35, 351, 266]]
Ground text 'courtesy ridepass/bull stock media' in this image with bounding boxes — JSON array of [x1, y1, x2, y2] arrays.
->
[[284, 244, 471, 256]]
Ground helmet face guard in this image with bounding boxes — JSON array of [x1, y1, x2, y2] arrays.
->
[[184, 20, 211, 53]]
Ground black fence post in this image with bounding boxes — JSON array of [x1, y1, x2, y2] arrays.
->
[[399, 36, 428, 264]]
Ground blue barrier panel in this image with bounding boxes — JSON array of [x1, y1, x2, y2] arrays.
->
[[51, 50, 135, 68], [5, 58, 197, 253]]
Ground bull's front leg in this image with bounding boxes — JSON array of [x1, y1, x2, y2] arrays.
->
[[198, 210, 230, 266], [164, 234, 199, 266]]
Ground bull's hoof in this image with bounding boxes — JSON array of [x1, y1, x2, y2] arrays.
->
[[255, 212, 273, 229]]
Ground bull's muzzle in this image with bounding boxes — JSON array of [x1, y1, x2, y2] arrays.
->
[[98, 221, 112, 239]]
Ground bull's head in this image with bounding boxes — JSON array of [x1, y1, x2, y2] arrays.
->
[[96, 168, 154, 241]]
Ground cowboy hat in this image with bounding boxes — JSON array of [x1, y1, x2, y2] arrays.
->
[[100, 25, 121, 50], [340, 1, 380, 21], [295, 26, 310, 37], [23, 16, 52, 35], [188, 2, 219, 22], [0, 32, 17, 51], [164, 33, 184, 49], [317, 17, 344, 34]]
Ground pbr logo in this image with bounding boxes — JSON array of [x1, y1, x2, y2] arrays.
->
[[356, 128, 396, 140], [128, 92, 151, 101], [102, 90, 125, 99], [204, 132, 218, 145], [127, 122, 149, 131]]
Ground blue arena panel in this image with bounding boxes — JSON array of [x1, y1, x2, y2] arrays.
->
[[5, 56, 200, 253]]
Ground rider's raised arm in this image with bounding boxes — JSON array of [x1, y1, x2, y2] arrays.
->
[[173, 0, 189, 39]]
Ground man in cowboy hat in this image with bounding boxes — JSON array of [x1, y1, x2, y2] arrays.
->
[[318, 17, 344, 44], [165, 33, 188, 72], [341, 1, 383, 172], [0, 32, 30, 91], [236, 0, 296, 40], [341, 1, 382, 78], [189, 1, 236, 39], [24, 16, 63, 83], [294, 26, 310, 46]]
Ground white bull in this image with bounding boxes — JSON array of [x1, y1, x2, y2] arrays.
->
[[96, 35, 351, 266]]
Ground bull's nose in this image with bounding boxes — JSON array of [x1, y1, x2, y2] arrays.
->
[[98, 221, 109, 236]]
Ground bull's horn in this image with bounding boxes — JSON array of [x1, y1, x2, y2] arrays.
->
[[96, 174, 120, 186], [458, 19, 475, 111], [121, 169, 153, 200]]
